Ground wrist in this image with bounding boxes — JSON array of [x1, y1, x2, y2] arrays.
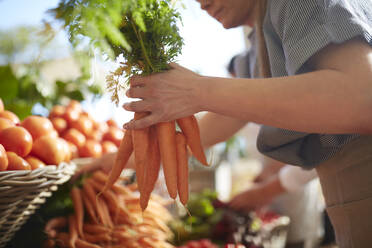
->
[[192, 76, 209, 113], [262, 176, 286, 198]]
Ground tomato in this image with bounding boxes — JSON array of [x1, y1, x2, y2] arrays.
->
[[101, 141, 118, 154], [67, 100, 82, 113], [186, 241, 200, 248], [0, 126, 33, 157], [0, 144, 8, 171], [70, 116, 93, 136], [79, 139, 102, 158], [0, 110, 20, 124], [49, 105, 65, 119], [102, 127, 124, 147], [86, 130, 103, 141], [94, 121, 109, 133], [25, 156, 46, 170], [32, 136, 66, 165], [21, 116, 54, 140], [7, 152, 31, 170], [60, 139, 72, 162], [51, 117, 67, 134], [66, 141, 78, 159], [62, 128, 86, 148], [0, 117, 15, 132], [0, 98, 4, 112], [63, 107, 80, 124], [106, 118, 118, 127]]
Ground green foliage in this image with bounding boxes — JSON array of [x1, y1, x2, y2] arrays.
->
[[0, 25, 104, 118], [51, 0, 184, 105]]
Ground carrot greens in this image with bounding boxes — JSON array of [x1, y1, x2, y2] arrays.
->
[[50, 0, 184, 105]]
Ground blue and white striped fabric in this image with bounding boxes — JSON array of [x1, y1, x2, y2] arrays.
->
[[256, 0, 372, 168]]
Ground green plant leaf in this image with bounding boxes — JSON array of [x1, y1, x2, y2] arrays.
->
[[0, 65, 18, 101]]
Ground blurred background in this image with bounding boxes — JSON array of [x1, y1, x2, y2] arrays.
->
[[0, 1, 333, 247]]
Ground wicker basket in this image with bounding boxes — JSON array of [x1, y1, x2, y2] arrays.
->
[[0, 162, 76, 248]]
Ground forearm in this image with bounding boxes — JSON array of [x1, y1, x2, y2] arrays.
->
[[198, 112, 247, 148], [198, 70, 372, 134]]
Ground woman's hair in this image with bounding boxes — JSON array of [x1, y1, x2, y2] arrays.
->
[[254, 0, 271, 78]]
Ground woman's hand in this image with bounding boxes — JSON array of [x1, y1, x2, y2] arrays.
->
[[228, 176, 286, 212], [123, 63, 204, 129]]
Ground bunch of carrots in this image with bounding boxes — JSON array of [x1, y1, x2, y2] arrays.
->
[[43, 171, 174, 248], [104, 113, 208, 210]]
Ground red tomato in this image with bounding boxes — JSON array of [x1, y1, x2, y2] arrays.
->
[[67, 100, 82, 113], [62, 128, 86, 148], [102, 127, 124, 147], [0, 98, 4, 112], [0, 117, 15, 132], [0, 126, 33, 157], [32, 136, 66, 165], [70, 116, 93, 136], [106, 118, 118, 127], [21, 116, 54, 140], [60, 139, 72, 162], [0, 144, 8, 171], [49, 105, 66, 119], [94, 121, 109, 133], [25, 156, 46, 170], [86, 130, 103, 141], [63, 107, 80, 124], [7, 152, 31, 170], [67, 141, 79, 159], [0, 110, 20, 124], [51, 117, 68, 134], [101, 141, 118, 154], [79, 139, 102, 158]]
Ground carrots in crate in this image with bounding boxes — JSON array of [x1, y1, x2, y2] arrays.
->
[[70, 187, 85, 238], [44, 175, 175, 248]]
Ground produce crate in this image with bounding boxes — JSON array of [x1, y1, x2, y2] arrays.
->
[[0, 162, 76, 248]]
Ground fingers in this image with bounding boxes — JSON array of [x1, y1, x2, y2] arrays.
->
[[126, 86, 149, 99], [123, 115, 156, 130], [123, 101, 152, 112]]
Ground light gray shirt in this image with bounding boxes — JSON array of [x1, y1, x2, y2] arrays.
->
[[256, 0, 372, 168]]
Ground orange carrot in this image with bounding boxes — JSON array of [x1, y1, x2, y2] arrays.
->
[[82, 180, 105, 226], [68, 215, 78, 248], [156, 121, 178, 199], [84, 232, 111, 243], [132, 112, 150, 195], [177, 115, 208, 166], [70, 187, 84, 238], [102, 130, 133, 193], [81, 194, 98, 224], [45, 216, 67, 238], [97, 197, 113, 228], [75, 239, 101, 248], [55, 232, 70, 247], [83, 223, 110, 234], [140, 126, 161, 210], [175, 132, 189, 205]]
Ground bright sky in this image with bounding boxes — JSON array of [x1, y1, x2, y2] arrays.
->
[[0, 0, 247, 124]]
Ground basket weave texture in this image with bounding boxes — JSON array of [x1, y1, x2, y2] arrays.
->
[[0, 162, 76, 247]]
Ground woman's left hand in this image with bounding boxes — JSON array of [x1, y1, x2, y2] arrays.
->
[[123, 63, 205, 129]]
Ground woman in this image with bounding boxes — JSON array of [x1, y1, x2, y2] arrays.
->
[[122, 0, 372, 247]]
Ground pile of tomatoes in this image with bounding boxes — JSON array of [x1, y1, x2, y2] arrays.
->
[[0, 98, 123, 171], [177, 239, 219, 248]]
